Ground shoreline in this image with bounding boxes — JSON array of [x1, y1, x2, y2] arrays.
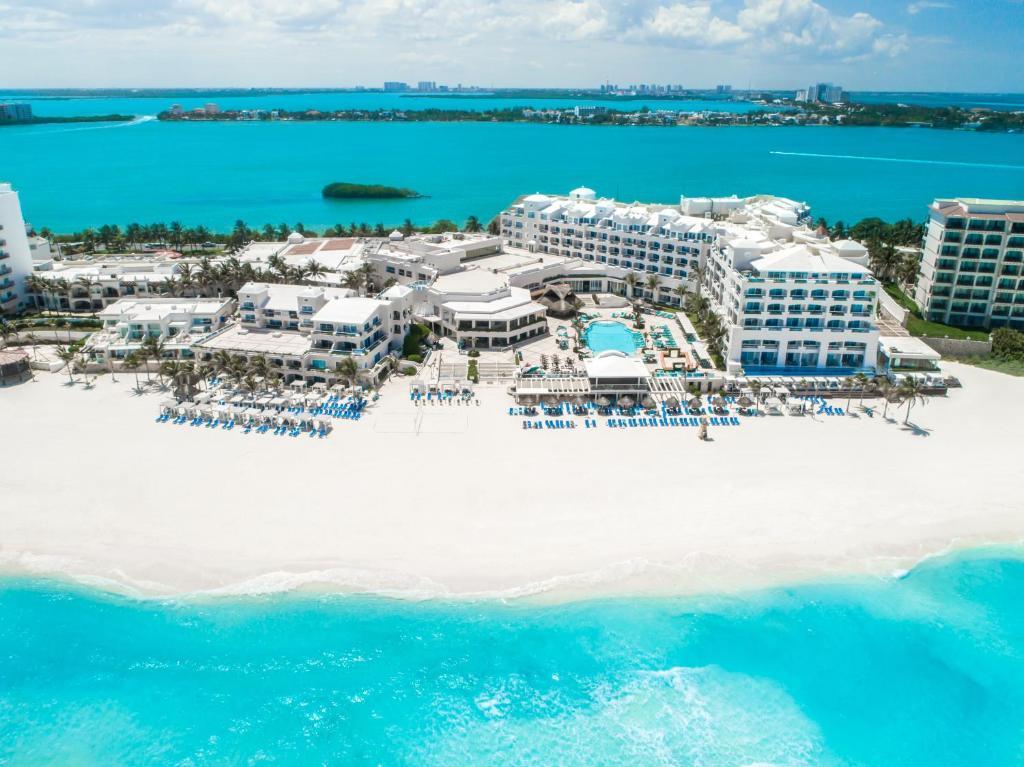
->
[[2, 539, 1022, 606], [3, 362, 1024, 606]]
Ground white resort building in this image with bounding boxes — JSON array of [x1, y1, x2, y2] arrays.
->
[[82, 297, 235, 365], [706, 234, 879, 375], [0, 182, 35, 314], [914, 197, 1024, 330], [500, 187, 718, 305], [193, 281, 417, 384], [417, 269, 548, 350], [28, 259, 184, 312]]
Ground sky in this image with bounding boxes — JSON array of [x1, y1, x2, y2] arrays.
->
[[1, 0, 1022, 91]]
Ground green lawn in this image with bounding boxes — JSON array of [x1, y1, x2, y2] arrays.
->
[[905, 315, 991, 341], [884, 282, 991, 341]]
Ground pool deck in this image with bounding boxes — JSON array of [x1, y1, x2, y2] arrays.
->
[[516, 307, 700, 377]]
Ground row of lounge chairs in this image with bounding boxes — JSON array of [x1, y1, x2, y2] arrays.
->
[[156, 411, 331, 437], [521, 416, 742, 430], [410, 390, 475, 405]]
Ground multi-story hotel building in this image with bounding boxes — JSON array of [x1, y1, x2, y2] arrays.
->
[[0, 183, 35, 314], [500, 187, 718, 306], [417, 269, 548, 350], [706, 231, 880, 375], [915, 198, 1024, 330], [82, 297, 235, 364]]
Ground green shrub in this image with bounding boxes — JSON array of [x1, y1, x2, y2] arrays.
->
[[991, 327, 1024, 358], [402, 323, 430, 357], [400, 365, 416, 376], [406, 353, 423, 363], [467, 349, 480, 358]]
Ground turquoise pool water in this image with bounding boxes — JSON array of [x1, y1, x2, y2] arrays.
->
[[2, 548, 1024, 765], [584, 321, 642, 354]]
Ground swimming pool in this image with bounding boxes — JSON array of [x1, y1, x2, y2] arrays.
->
[[584, 321, 643, 354]]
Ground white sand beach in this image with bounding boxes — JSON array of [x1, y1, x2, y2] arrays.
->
[[1, 362, 1022, 601]]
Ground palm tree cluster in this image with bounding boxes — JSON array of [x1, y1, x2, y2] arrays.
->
[[684, 291, 727, 359], [50, 216, 487, 255]]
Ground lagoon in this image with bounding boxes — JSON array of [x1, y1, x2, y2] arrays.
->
[[1, 114, 1022, 234]]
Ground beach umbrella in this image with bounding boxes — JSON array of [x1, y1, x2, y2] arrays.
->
[[543, 395, 559, 407], [596, 395, 611, 407], [572, 394, 586, 406], [738, 395, 754, 409], [688, 397, 703, 411], [619, 394, 636, 407], [641, 394, 656, 409], [665, 395, 680, 410], [519, 394, 537, 406]]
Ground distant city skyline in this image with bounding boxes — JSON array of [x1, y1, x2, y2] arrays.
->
[[1, 0, 1022, 92]]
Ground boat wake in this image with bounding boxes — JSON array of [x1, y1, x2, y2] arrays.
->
[[25, 114, 157, 136], [769, 150, 1024, 171]]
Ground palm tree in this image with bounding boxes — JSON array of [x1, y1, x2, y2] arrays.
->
[[248, 355, 271, 388], [55, 344, 78, 384], [212, 350, 235, 380], [161, 360, 202, 399], [749, 379, 762, 413], [877, 378, 895, 419], [645, 273, 661, 302], [0, 318, 15, 348], [624, 271, 639, 299], [123, 351, 143, 391], [194, 362, 214, 390], [335, 356, 359, 388], [851, 372, 870, 411], [141, 336, 167, 384], [304, 260, 327, 284], [672, 282, 687, 308], [897, 376, 928, 426], [465, 215, 482, 233]]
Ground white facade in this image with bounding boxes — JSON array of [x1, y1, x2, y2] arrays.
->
[[28, 260, 183, 312], [500, 189, 717, 306], [0, 183, 35, 314], [707, 231, 880, 375], [914, 198, 1024, 330], [83, 297, 235, 363], [197, 282, 416, 382], [417, 268, 547, 349]]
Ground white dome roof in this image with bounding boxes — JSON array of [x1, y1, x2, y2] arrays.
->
[[286, 231, 304, 244], [834, 239, 867, 253], [523, 193, 551, 203], [389, 229, 404, 241], [570, 186, 596, 200]]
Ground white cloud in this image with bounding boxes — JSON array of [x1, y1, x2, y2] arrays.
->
[[0, 0, 910, 66], [907, 1, 952, 14]]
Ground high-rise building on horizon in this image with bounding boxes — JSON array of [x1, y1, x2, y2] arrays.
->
[[796, 83, 845, 104]]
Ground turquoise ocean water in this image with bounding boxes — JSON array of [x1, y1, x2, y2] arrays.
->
[[1, 92, 1022, 232], [2, 548, 1023, 766]]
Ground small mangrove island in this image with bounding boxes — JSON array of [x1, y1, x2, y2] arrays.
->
[[322, 182, 422, 200]]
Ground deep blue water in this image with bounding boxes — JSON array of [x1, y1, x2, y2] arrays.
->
[[1, 116, 1022, 233], [2, 548, 1023, 766]]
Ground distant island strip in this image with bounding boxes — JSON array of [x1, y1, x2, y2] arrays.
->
[[156, 104, 1024, 132], [0, 114, 135, 127], [322, 182, 422, 200]]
